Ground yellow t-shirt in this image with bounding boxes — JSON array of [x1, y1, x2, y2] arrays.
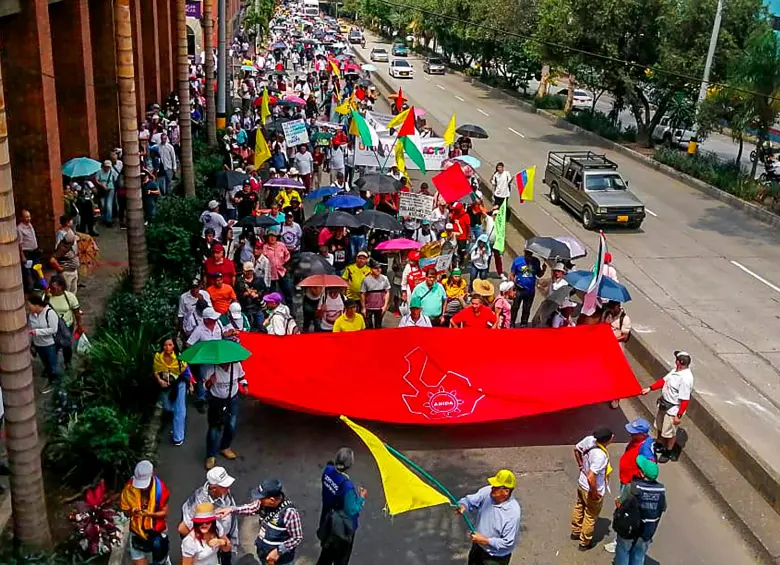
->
[[276, 190, 302, 209], [332, 312, 366, 332], [342, 264, 371, 300], [442, 278, 467, 299]]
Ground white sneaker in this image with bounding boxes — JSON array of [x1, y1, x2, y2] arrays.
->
[[603, 540, 617, 553], [500, 274, 508, 282]]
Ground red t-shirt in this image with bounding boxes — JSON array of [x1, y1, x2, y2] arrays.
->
[[454, 212, 471, 241], [451, 304, 497, 328], [407, 268, 426, 292]]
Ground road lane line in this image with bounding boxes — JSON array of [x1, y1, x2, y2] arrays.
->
[[646, 208, 658, 217], [423, 76, 430, 81], [455, 95, 465, 102], [730, 260, 780, 293], [478, 108, 490, 117], [508, 127, 525, 138], [436, 84, 446, 90]]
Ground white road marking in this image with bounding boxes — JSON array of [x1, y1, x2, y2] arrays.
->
[[477, 108, 490, 117], [730, 260, 780, 293], [423, 76, 430, 81], [508, 127, 525, 138], [645, 208, 658, 217], [454, 95, 465, 102], [436, 84, 446, 90]]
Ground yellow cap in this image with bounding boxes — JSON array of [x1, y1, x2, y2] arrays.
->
[[487, 469, 516, 489]]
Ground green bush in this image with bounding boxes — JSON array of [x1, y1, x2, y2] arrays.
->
[[45, 406, 142, 487], [533, 94, 565, 110], [102, 276, 180, 334], [153, 195, 204, 233], [147, 224, 198, 283], [567, 110, 623, 141]]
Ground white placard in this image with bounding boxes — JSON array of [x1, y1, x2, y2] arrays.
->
[[398, 192, 435, 220], [281, 119, 309, 146]]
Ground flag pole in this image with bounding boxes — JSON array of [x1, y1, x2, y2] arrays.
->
[[384, 443, 477, 533]]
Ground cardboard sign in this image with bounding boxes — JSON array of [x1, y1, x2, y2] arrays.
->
[[398, 192, 435, 220], [281, 119, 309, 146], [355, 135, 447, 171]]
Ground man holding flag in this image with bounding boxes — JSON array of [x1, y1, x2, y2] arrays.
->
[[457, 470, 522, 565]]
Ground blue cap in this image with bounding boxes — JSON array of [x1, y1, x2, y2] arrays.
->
[[625, 417, 650, 434]]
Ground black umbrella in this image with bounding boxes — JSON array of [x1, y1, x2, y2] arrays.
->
[[215, 170, 248, 190], [289, 252, 336, 282], [236, 215, 282, 229], [355, 210, 403, 232], [525, 236, 575, 260], [304, 210, 361, 228], [354, 174, 401, 194], [456, 124, 489, 139]]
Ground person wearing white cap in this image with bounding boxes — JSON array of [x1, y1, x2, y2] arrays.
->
[[551, 298, 578, 328], [550, 262, 569, 292], [179, 467, 239, 559], [119, 460, 171, 565], [220, 301, 251, 333], [200, 201, 235, 240], [493, 281, 516, 329], [641, 350, 694, 463]]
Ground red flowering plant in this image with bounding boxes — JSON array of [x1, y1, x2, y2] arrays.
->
[[68, 480, 122, 557]]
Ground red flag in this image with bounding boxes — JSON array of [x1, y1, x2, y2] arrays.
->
[[396, 87, 405, 112], [432, 163, 473, 203], [240, 325, 640, 425], [397, 106, 417, 138]]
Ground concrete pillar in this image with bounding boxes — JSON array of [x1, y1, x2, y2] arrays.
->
[[158, 0, 174, 99], [129, 0, 146, 119], [141, 0, 161, 105], [0, 0, 63, 253], [89, 0, 120, 157], [50, 0, 99, 162]]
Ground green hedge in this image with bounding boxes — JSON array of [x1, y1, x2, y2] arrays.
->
[[533, 94, 565, 110]]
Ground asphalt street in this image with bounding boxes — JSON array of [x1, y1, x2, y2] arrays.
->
[[355, 34, 780, 477]]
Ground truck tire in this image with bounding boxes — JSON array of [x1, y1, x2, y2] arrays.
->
[[582, 207, 595, 230], [549, 183, 561, 205]]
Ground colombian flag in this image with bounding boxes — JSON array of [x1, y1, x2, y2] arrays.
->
[[516, 166, 536, 202]]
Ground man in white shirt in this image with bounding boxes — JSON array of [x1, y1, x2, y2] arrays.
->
[[204, 362, 247, 469], [491, 162, 513, 211], [398, 297, 432, 327], [641, 351, 694, 462], [178, 279, 213, 338], [329, 143, 345, 183], [186, 307, 228, 413], [571, 427, 614, 550], [293, 145, 314, 191]]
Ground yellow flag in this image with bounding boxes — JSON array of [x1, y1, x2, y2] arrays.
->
[[387, 108, 410, 130], [335, 97, 351, 115], [443, 112, 457, 147], [341, 416, 449, 516], [394, 139, 408, 178], [260, 88, 271, 124], [330, 60, 342, 78], [254, 129, 271, 168]]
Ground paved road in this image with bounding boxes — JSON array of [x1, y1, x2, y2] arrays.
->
[[356, 34, 780, 476]]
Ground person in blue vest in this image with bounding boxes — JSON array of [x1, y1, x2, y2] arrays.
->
[[218, 478, 302, 565], [614, 456, 667, 565], [316, 447, 367, 565]]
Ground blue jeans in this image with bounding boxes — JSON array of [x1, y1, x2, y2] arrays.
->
[[206, 394, 238, 457], [615, 536, 651, 565], [350, 234, 366, 259], [471, 224, 483, 243], [193, 365, 209, 403], [164, 169, 174, 195], [102, 188, 115, 224], [35, 343, 59, 382], [161, 380, 187, 443], [272, 275, 294, 314], [469, 266, 488, 291]]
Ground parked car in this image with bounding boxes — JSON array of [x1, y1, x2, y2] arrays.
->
[[556, 88, 593, 110], [370, 47, 389, 62], [423, 57, 446, 75], [389, 59, 414, 79], [652, 116, 696, 147], [392, 42, 409, 57], [543, 151, 645, 229]]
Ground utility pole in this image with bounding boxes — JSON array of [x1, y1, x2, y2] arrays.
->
[[216, 0, 227, 129], [697, 0, 723, 105]]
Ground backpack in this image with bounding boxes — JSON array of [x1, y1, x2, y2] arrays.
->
[[612, 484, 643, 539], [266, 310, 300, 335]]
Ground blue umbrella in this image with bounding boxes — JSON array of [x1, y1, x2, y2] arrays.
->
[[454, 155, 481, 169], [306, 185, 343, 199], [62, 157, 102, 178], [272, 42, 287, 49], [327, 194, 366, 209], [564, 270, 632, 303], [241, 64, 257, 71]]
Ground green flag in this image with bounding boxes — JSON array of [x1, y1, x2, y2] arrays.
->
[[493, 198, 508, 254]]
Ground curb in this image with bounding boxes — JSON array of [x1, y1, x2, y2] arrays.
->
[[357, 47, 780, 562]]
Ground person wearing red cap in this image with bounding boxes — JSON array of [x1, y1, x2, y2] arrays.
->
[[204, 243, 236, 287], [450, 202, 471, 267], [602, 252, 619, 282], [401, 250, 422, 306]]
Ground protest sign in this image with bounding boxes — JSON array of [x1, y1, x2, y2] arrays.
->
[[282, 119, 309, 146], [355, 134, 447, 171], [419, 253, 453, 274], [398, 192, 435, 220]]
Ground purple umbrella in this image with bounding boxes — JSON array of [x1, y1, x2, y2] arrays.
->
[[264, 177, 305, 189]]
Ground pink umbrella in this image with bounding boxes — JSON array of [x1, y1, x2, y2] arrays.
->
[[414, 107, 427, 117], [283, 95, 306, 106], [375, 238, 422, 252]]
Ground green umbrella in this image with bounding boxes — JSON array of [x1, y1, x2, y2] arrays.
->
[[179, 340, 251, 365]]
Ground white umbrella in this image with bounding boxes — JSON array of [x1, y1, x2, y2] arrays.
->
[[554, 235, 587, 260], [361, 63, 377, 72]]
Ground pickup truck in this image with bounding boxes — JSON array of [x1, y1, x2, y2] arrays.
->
[[542, 151, 645, 229], [652, 116, 696, 147]]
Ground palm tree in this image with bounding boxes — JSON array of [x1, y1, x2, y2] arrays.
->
[[0, 59, 52, 548], [115, 0, 149, 293], [204, 0, 217, 146], [177, 0, 195, 196]]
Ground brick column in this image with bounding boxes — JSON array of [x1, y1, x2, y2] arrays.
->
[[157, 0, 173, 99], [129, 0, 146, 119], [89, 0, 120, 157], [141, 0, 161, 105], [50, 0, 99, 162], [0, 0, 63, 253]]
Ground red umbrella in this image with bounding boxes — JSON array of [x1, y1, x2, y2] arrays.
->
[[253, 95, 278, 107], [298, 274, 348, 288], [375, 238, 422, 252]]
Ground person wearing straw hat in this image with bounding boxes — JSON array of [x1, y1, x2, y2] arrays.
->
[[456, 470, 521, 565], [181, 502, 232, 565], [472, 279, 495, 304]]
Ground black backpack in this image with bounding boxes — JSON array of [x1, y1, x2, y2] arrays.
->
[[612, 485, 643, 539]]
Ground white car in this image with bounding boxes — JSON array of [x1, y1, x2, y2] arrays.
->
[[370, 47, 389, 62], [557, 88, 593, 110], [389, 59, 414, 79]]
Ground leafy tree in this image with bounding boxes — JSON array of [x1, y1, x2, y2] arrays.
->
[[697, 88, 753, 164]]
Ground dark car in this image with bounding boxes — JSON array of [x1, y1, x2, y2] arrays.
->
[[423, 57, 445, 75]]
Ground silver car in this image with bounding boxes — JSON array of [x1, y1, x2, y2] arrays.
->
[[370, 47, 389, 62], [423, 57, 445, 75]]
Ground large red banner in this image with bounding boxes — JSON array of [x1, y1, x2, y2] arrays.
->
[[240, 325, 641, 425]]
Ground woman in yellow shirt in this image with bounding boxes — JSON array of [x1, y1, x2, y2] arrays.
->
[[153, 338, 192, 446], [441, 268, 468, 322], [332, 299, 366, 332]]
